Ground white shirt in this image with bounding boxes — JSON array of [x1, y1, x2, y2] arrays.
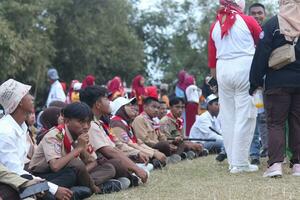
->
[[0, 115, 58, 194], [189, 111, 223, 142], [212, 15, 256, 60], [46, 80, 66, 107]]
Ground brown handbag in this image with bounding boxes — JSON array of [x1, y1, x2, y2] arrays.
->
[[268, 37, 298, 70]]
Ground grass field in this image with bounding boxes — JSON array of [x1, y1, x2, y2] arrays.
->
[[88, 156, 300, 200]]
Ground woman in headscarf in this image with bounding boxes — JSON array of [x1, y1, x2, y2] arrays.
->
[[185, 84, 202, 137], [250, 0, 300, 178], [175, 70, 187, 99], [107, 76, 125, 101], [131, 75, 147, 113], [208, 0, 262, 173], [82, 75, 95, 89], [36, 107, 64, 144]]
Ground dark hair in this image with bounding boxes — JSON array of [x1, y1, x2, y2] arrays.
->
[[80, 85, 108, 108], [48, 100, 67, 108], [143, 97, 159, 106], [61, 102, 93, 121], [169, 97, 185, 107], [208, 99, 218, 106], [249, 3, 265, 13]]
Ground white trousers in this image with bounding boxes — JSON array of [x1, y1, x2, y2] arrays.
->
[[217, 56, 257, 167]]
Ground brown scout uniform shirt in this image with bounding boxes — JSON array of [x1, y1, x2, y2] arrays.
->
[[29, 126, 96, 173], [159, 115, 184, 138], [132, 113, 167, 148], [88, 119, 139, 157]]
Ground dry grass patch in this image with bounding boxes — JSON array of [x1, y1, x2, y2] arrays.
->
[[88, 156, 300, 200]]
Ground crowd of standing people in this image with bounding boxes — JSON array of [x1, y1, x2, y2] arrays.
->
[[0, 0, 299, 199]]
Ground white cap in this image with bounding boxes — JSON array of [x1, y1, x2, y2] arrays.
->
[[73, 82, 82, 91], [206, 94, 218, 104], [0, 79, 31, 114], [110, 97, 136, 115]]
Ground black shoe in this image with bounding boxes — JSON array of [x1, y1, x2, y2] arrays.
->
[[180, 152, 188, 160], [100, 179, 122, 194], [215, 153, 227, 162], [71, 186, 92, 200], [251, 158, 260, 165], [199, 149, 209, 157], [129, 175, 139, 187], [152, 159, 163, 169]]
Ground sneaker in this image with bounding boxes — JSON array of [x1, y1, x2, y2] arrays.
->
[[100, 179, 122, 194], [152, 159, 163, 169], [263, 163, 282, 178], [166, 154, 182, 164], [215, 153, 227, 162], [129, 175, 139, 187], [251, 158, 260, 165], [199, 149, 209, 157], [230, 164, 259, 174], [292, 164, 300, 176], [117, 177, 131, 190], [180, 152, 188, 160], [186, 151, 196, 160]]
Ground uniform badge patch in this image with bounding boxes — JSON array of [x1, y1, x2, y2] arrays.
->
[[54, 143, 61, 154]]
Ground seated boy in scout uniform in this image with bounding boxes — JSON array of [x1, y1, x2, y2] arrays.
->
[[132, 97, 182, 162], [79, 86, 149, 185], [160, 97, 204, 159], [110, 97, 167, 169], [29, 102, 122, 195]]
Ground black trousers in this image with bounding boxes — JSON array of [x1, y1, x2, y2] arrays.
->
[[265, 87, 300, 166]]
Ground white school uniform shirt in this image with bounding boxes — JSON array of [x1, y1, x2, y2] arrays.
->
[[189, 111, 223, 142], [0, 115, 58, 194], [46, 80, 66, 107]]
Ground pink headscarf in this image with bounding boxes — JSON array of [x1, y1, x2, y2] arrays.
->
[[183, 75, 195, 90], [81, 75, 95, 89], [217, 0, 245, 38], [177, 70, 188, 90]]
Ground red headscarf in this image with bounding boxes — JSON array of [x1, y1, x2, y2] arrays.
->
[[82, 75, 95, 89], [131, 75, 146, 97], [107, 76, 124, 95], [183, 75, 195, 90], [176, 70, 187, 90], [217, 0, 244, 39]]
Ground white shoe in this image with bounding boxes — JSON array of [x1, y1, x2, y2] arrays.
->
[[230, 164, 259, 174], [263, 163, 282, 178], [292, 164, 300, 176]]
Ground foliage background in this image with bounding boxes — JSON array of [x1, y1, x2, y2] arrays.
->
[[0, 0, 277, 106]]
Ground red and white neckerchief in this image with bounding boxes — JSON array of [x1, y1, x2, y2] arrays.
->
[[56, 124, 94, 155], [166, 112, 184, 131], [97, 118, 118, 143], [141, 112, 160, 134], [110, 115, 137, 143]]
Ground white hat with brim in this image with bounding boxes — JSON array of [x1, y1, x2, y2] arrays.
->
[[0, 79, 31, 114], [206, 94, 218, 104], [110, 97, 136, 115]]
